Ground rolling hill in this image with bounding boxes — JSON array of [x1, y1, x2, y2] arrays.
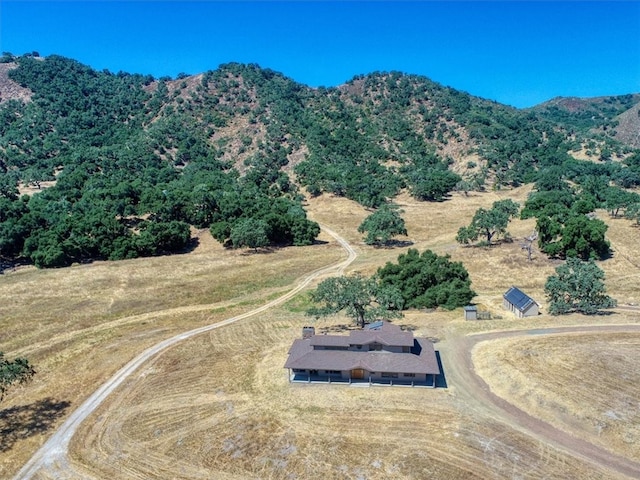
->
[[0, 53, 639, 269], [2, 53, 640, 480]]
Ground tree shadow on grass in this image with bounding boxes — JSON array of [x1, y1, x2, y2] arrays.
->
[[0, 398, 71, 452], [238, 246, 279, 256], [180, 237, 201, 254], [317, 323, 356, 334], [0, 258, 31, 275], [373, 240, 414, 249], [397, 322, 418, 332]]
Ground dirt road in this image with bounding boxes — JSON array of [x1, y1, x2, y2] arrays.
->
[[13, 224, 640, 479], [12, 225, 356, 480], [441, 324, 640, 479]]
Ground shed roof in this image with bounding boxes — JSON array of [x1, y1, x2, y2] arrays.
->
[[503, 286, 538, 312]]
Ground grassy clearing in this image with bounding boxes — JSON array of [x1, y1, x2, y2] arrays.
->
[[2, 186, 639, 478], [0, 229, 342, 476]]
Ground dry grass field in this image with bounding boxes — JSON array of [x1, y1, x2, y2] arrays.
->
[[70, 313, 627, 480], [2, 186, 640, 479], [474, 331, 640, 464]]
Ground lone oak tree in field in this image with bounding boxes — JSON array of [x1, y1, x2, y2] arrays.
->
[[625, 202, 640, 225], [306, 274, 403, 328], [1, 352, 35, 401], [456, 199, 520, 246], [230, 218, 270, 251], [544, 257, 616, 315], [358, 203, 408, 246]]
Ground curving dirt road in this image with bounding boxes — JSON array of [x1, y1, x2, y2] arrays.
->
[[441, 324, 640, 479], [13, 223, 640, 479], [12, 225, 356, 480]]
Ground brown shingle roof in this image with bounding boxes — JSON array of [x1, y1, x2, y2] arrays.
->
[[309, 335, 351, 347], [284, 339, 439, 374], [349, 327, 414, 347]]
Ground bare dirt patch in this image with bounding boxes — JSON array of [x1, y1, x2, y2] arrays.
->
[[0, 63, 32, 104], [615, 102, 640, 149]]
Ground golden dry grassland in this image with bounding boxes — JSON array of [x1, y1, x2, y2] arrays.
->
[[71, 312, 623, 480], [474, 332, 640, 464], [1, 186, 639, 479]]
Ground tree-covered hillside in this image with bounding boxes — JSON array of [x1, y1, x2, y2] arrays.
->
[[0, 54, 639, 268]]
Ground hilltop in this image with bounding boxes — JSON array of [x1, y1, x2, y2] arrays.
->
[[0, 54, 639, 269]]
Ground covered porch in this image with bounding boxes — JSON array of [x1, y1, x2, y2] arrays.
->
[[287, 368, 438, 388]]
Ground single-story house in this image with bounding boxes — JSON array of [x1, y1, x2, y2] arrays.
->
[[284, 321, 440, 387], [503, 286, 539, 318]]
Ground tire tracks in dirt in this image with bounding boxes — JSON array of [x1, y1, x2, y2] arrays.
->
[[16, 225, 640, 479], [442, 323, 640, 479], [13, 224, 356, 480]]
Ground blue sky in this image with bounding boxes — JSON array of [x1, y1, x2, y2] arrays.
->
[[1, 1, 639, 108]]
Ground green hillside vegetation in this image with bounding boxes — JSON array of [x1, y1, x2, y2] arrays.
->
[[533, 94, 640, 134], [1, 54, 639, 269]]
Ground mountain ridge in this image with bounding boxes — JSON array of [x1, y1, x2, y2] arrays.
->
[[3, 56, 639, 117], [0, 54, 639, 268]]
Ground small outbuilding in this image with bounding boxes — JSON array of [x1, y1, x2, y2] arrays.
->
[[503, 286, 539, 318], [463, 305, 478, 320]]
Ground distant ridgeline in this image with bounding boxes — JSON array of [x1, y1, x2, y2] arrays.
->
[[0, 53, 639, 268]]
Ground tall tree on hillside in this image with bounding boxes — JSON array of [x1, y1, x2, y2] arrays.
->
[[406, 168, 461, 202], [456, 199, 520, 245], [545, 258, 616, 315], [625, 203, 640, 225], [358, 203, 408, 246], [306, 274, 403, 328], [1, 353, 35, 401], [605, 187, 638, 218]]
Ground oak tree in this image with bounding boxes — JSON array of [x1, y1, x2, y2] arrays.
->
[[1, 353, 35, 401], [456, 199, 520, 245], [544, 257, 616, 315], [230, 217, 270, 251], [306, 274, 403, 328], [358, 203, 407, 246], [376, 248, 475, 310]]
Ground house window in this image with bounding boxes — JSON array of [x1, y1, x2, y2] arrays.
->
[[381, 372, 398, 378], [326, 370, 341, 375], [403, 373, 416, 378]]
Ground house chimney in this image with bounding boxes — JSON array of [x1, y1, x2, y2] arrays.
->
[[302, 326, 315, 339]]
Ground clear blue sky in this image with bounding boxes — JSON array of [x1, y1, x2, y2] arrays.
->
[[1, 1, 639, 108]]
